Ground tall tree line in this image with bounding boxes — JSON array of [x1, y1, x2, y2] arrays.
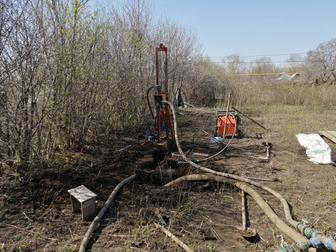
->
[[0, 0, 201, 169]]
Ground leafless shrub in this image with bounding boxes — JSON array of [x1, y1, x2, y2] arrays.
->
[[0, 0, 201, 169]]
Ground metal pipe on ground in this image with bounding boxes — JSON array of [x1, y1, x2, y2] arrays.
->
[[231, 106, 267, 131], [239, 190, 257, 238]]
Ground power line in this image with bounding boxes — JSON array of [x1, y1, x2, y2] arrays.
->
[[225, 72, 297, 77], [201, 52, 307, 59], [236, 52, 306, 58], [212, 60, 315, 64]]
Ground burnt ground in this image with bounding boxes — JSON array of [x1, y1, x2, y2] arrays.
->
[[1, 105, 336, 251]]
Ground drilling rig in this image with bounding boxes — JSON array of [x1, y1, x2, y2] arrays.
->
[[146, 44, 175, 149]]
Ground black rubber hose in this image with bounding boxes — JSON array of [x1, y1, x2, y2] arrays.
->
[[146, 85, 156, 119]]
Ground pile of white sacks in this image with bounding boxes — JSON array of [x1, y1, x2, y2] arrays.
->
[[296, 133, 333, 165]]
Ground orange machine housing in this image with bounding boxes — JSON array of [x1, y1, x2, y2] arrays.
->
[[216, 114, 237, 137]]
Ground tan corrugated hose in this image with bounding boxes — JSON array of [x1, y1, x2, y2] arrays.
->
[[164, 173, 309, 250], [162, 100, 336, 251]]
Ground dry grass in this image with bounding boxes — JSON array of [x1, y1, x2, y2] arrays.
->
[[227, 83, 336, 107], [179, 104, 336, 250], [2, 103, 336, 251], [241, 104, 336, 148]]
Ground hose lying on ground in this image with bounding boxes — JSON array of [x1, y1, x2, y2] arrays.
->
[[163, 100, 297, 222], [79, 175, 136, 252], [177, 94, 236, 164], [178, 110, 237, 165], [164, 173, 309, 251], [195, 112, 236, 163], [162, 100, 336, 251]]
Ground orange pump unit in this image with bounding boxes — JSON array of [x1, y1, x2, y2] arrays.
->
[[215, 111, 239, 137]]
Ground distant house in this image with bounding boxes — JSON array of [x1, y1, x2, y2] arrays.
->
[[276, 72, 301, 82]]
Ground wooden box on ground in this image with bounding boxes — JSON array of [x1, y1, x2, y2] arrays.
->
[[68, 185, 97, 221]]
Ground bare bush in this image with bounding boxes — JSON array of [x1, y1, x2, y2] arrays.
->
[[0, 0, 201, 169], [305, 38, 336, 84], [2, 0, 336, 170]]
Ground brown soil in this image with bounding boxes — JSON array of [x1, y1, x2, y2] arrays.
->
[[1, 106, 336, 252]]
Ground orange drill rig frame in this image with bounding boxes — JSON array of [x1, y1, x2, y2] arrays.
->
[[146, 44, 175, 146]]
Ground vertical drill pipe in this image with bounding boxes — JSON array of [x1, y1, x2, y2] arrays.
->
[[164, 105, 170, 140], [155, 45, 168, 93], [156, 45, 174, 143], [241, 190, 246, 229], [155, 48, 159, 86], [223, 93, 231, 138], [164, 47, 168, 93], [156, 108, 161, 141]]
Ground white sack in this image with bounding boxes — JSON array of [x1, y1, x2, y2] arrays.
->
[[296, 133, 333, 164]]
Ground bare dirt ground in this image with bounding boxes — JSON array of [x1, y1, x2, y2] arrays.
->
[[1, 105, 336, 251]]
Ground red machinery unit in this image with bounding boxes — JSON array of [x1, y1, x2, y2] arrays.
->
[[215, 111, 239, 137]]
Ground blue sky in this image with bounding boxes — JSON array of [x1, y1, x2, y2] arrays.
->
[[91, 0, 336, 62]]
